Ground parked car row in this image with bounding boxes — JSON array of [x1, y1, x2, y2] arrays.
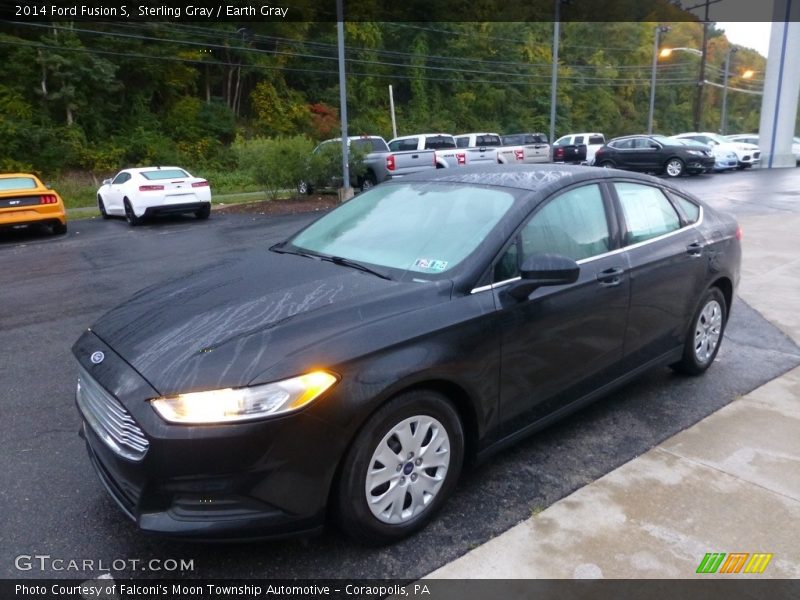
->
[[300, 128, 773, 193]]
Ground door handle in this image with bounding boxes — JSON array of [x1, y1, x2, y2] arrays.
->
[[686, 242, 704, 257], [412, 154, 419, 159], [596, 267, 625, 287]]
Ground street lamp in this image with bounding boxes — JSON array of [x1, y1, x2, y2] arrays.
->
[[659, 47, 703, 58], [647, 25, 670, 135], [720, 47, 738, 135]]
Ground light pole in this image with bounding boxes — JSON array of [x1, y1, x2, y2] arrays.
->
[[720, 47, 738, 135], [659, 47, 703, 132], [647, 26, 670, 135]]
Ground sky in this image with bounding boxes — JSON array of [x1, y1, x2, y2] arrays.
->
[[716, 22, 773, 58]]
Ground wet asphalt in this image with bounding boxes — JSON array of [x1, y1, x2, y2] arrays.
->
[[1, 168, 799, 580]]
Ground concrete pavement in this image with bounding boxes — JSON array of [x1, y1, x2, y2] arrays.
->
[[428, 200, 800, 578]]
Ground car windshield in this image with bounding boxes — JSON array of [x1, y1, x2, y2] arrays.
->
[[0, 177, 38, 191], [141, 169, 190, 180], [703, 133, 728, 144], [288, 182, 516, 277], [651, 135, 675, 145]]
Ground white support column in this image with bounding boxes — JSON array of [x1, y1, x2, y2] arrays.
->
[[758, 2, 800, 168]]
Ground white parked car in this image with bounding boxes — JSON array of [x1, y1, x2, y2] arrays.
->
[[97, 167, 211, 226], [675, 132, 760, 169], [725, 134, 800, 166], [552, 132, 606, 165]]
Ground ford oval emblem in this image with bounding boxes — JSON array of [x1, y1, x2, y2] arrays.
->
[[90, 351, 105, 364]]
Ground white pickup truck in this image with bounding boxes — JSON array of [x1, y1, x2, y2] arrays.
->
[[454, 132, 526, 165], [386, 133, 466, 177], [501, 133, 551, 163]]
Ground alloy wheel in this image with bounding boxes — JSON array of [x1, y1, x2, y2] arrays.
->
[[694, 299, 723, 364], [364, 415, 451, 525]]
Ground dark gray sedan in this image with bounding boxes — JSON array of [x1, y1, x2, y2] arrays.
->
[[72, 165, 740, 544]]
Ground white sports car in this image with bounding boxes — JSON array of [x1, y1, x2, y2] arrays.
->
[[97, 167, 212, 226]]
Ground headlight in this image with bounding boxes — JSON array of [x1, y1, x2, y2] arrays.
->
[[686, 150, 704, 156], [150, 371, 338, 424]]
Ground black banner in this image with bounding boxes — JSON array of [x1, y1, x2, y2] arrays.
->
[[4, 579, 800, 600]]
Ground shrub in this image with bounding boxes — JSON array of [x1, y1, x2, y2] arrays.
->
[[305, 141, 367, 192], [233, 135, 314, 200]]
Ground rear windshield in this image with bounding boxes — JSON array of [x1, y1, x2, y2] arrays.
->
[[0, 177, 38, 191], [504, 134, 548, 145], [476, 135, 502, 147], [424, 135, 456, 150], [588, 135, 605, 144], [351, 138, 389, 152], [141, 169, 190, 180]]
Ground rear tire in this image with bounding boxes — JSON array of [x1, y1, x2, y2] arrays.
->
[[297, 181, 313, 195], [336, 390, 464, 545], [51, 222, 67, 235], [195, 203, 211, 220], [124, 199, 142, 226], [599, 160, 615, 169], [671, 287, 727, 375]]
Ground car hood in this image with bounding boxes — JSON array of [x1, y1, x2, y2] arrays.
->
[[721, 142, 758, 152], [89, 250, 450, 396]]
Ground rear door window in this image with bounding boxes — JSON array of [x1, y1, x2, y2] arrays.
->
[[615, 183, 682, 244]]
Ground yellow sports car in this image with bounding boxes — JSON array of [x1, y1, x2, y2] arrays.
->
[[0, 173, 67, 235]]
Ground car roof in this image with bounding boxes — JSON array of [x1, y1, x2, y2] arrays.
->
[[390, 133, 454, 141], [394, 163, 666, 194], [0, 172, 41, 179], [455, 132, 500, 137], [123, 167, 187, 173]]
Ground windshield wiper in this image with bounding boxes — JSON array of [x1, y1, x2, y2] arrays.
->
[[327, 256, 393, 280], [270, 244, 392, 280]]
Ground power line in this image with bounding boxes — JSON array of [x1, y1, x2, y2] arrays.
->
[[0, 38, 699, 89]]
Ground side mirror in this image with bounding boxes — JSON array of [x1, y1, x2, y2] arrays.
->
[[102, 179, 112, 186], [506, 253, 580, 301], [650, 143, 660, 149]]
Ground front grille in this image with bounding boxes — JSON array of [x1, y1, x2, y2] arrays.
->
[[753, 151, 761, 159], [76, 367, 149, 461]]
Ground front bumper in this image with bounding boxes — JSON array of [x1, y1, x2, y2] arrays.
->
[[73, 331, 345, 540], [686, 156, 716, 173]]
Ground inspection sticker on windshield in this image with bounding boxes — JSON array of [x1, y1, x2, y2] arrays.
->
[[414, 258, 448, 272]]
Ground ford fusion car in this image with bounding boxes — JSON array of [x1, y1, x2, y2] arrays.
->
[[96, 167, 211, 226], [72, 165, 741, 544], [0, 173, 67, 235]]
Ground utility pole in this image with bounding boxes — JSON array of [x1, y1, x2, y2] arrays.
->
[[549, 0, 561, 145], [389, 85, 398, 139], [692, 0, 711, 131], [336, 0, 352, 201]]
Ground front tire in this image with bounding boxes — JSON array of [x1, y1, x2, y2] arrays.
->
[[98, 195, 110, 219], [336, 390, 464, 545], [665, 158, 685, 178], [124, 199, 142, 226], [671, 287, 727, 375], [359, 172, 377, 193]]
